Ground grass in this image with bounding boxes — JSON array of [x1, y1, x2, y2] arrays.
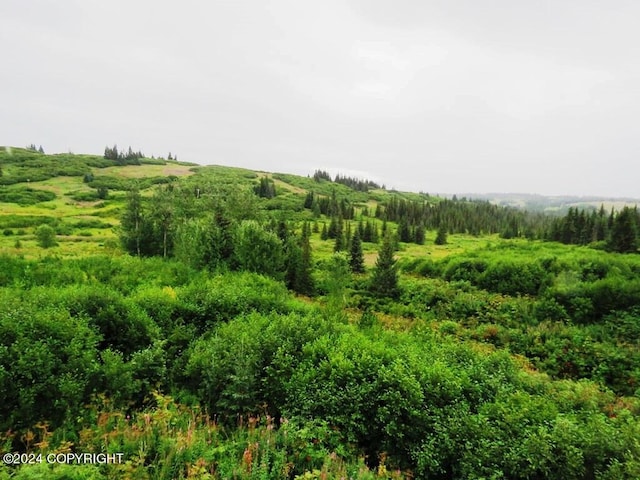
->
[[96, 164, 196, 178]]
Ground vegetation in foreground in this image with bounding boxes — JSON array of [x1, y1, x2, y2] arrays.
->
[[1, 146, 639, 479]]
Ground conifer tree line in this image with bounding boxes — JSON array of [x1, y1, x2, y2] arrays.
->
[[26, 143, 45, 153], [253, 177, 277, 198], [547, 205, 640, 253], [375, 196, 547, 238], [104, 144, 145, 165], [304, 190, 356, 219], [312, 169, 381, 192]]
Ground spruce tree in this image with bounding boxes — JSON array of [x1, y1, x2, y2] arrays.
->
[[415, 224, 426, 245], [398, 221, 411, 243], [349, 229, 365, 273], [321, 223, 329, 240], [609, 207, 639, 253], [369, 233, 400, 298], [435, 224, 448, 245], [298, 222, 315, 294]]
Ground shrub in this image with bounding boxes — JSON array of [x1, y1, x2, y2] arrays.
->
[[59, 285, 160, 357], [0, 304, 100, 434], [0, 187, 55, 205], [35, 224, 57, 248]]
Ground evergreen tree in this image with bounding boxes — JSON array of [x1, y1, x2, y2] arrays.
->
[[328, 216, 338, 239], [363, 221, 373, 242], [398, 221, 412, 243], [349, 229, 365, 274], [297, 222, 315, 294], [254, 177, 276, 198], [333, 217, 345, 252], [608, 206, 639, 253], [345, 222, 352, 250], [303, 191, 314, 209], [435, 224, 448, 245], [369, 233, 400, 298], [334, 231, 345, 252], [415, 224, 426, 245], [312, 201, 321, 218], [321, 223, 329, 240]]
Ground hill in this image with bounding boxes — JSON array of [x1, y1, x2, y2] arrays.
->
[[458, 192, 640, 213]]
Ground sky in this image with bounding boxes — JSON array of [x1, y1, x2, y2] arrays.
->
[[2, 0, 640, 197]]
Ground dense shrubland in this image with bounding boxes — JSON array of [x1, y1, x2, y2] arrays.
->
[[1, 253, 639, 479], [1, 147, 640, 478]]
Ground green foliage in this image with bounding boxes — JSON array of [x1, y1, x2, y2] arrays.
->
[[0, 215, 57, 230], [317, 253, 351, 320], [0, 301, 100, 434], [285, 224, 315, 295], [119, 188, 152, 256], [435, 223, 448, 245], [233, 221, 285, 278], [608, 206, 639, 253], [4, 147, 640, 478], [0, 148, 112, 186], [254, 176, 277, 198], [369, 234, 400, 298], [349, 229, 365, 273], [35, 224, 57, 248], [177, 272, 304, 332], [478, 260, 547, 296], [0, 186, 55, 205], [58, 285, 160, 357]]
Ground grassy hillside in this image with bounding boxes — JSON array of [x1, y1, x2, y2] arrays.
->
[[0, 147, 436, 259]]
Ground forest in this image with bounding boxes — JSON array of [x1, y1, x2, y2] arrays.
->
[[0, 146, 639, 479]]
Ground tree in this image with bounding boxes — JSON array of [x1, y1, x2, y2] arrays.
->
[[286, 222, 315, 295], [320, 223, 328, 240], [150, 186, 174, 258], [35, 224, 57, 248], [323, 253, 350, 321], [233, 221, 285, 278], [96, 186, 109, 200], [398, 221, 412, 243], [435, 224, 448, 245], [254, 177, 276, 198], [608, 207, 639, 253], [349, 229, 365, 274], [369, 233, 400, 298], [120, 187, 144, 256], [415, 224, 426, 245]]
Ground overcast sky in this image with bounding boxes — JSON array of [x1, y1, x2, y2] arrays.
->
[[2, 1, 640, 197]]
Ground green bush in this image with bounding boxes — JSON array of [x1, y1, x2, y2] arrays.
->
[[0, 303, 100, 434], [0, 186, 55, 205], [177, 272, 302, 332], [35, 224, 57, 248], [59, 285, 160, 357], [479, 260, 548, 296]]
